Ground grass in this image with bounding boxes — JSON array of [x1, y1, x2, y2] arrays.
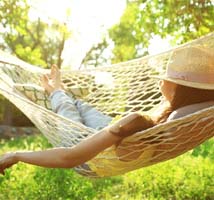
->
[[0, 134, 214, 200]]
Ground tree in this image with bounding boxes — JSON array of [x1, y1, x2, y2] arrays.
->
[[109, 0, 214, 62], [0, 0, 71, 68], [79, 38, 109, 69], [82, 0, 214, 65], [0, 0, 71, 127]]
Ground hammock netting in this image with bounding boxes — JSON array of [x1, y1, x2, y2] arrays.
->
[[0, 32, 214, 178]]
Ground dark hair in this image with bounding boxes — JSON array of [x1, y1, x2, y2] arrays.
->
[[156, 84, 214, 123]]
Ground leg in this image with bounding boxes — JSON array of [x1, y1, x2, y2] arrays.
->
[[43, 64, 112, 129], [50, 90, 83, 124], [50, 90, 112, 129], [75, 99, 112, 130]]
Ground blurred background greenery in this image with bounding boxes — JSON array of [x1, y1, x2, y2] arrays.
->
[[0, 0, 214, 199], [0, 0, 213, 127]]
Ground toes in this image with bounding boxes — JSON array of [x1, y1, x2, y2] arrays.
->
[[41, 75, 48, 85], [41, 75, 51, 91], [52, 64, 58, 69]]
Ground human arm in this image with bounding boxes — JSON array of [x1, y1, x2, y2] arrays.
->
[[0, 65, 155, 174], [0, 128, 120, 174], [0, 111, 155, 174]]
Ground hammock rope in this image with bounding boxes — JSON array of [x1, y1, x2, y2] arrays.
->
[[0, 32, 214, 177]]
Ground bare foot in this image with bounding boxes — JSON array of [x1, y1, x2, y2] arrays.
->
[[41, 64, 63, 95]]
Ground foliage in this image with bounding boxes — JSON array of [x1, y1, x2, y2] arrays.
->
[[0, 135, 214, 199], [0, 0, 72, 126], [109, 0, 214, 63], [83, 0, 214, 64], [192, 139, 214, 160], [80, 38, 109, 69], [0, 0, 71, 68]]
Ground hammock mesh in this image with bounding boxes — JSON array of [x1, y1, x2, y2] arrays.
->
[[0, 32, 214, 177]]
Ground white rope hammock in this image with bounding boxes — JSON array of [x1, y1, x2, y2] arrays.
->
[[0, 32, 214, 178]]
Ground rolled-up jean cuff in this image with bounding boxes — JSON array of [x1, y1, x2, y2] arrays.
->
[[49, 89, 66, 100]]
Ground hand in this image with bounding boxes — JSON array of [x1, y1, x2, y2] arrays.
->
[[41, 64, 63, 95], [0, 152, 18, 175]]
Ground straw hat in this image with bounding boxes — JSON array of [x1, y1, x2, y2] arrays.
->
[[156, 46, 214, 90]]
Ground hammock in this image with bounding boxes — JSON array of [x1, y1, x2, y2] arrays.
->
[[0, 32, 214, 178]]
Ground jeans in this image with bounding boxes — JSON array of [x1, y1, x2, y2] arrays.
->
[[49, 89, 112, 176], [50, 90, 112, 130]]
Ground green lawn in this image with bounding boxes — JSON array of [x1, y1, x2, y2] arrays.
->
[[0, 135, 214, 200]]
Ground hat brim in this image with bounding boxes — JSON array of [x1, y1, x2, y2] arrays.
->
[[150, 75, 214, 90]]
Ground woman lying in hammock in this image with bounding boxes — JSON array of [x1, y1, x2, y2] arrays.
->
[[0, 46, 214, 175]]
